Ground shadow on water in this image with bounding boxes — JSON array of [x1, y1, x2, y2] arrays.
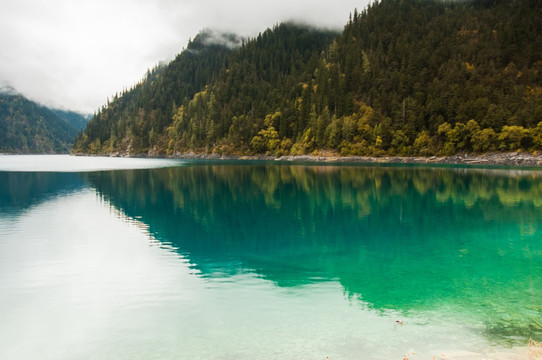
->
[[82, 163, 542, 343]]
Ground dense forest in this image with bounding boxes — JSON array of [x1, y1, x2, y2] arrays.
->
[[0, 92, 89, 154], [73, 0, 542, 157]]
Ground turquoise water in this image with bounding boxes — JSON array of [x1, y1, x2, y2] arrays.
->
[[0, 155, 541, 359]]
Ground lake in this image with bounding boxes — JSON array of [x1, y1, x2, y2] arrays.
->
[[0, 155, 541, 359]]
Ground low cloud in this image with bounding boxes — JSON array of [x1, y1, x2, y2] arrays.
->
[[200, 29, 243, 49], [0, 81, 17, 95]]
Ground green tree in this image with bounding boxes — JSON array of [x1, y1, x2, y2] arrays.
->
[[498, 125, 530, 151], [472, 128, 497, 152]]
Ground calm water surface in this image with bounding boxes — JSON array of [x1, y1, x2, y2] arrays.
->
[[0, 155, 541, 359]]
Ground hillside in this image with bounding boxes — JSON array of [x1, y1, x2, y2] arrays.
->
[[73, 0, 542, 157], [52, 109, 90, 131], [0, 92, 88, 154]]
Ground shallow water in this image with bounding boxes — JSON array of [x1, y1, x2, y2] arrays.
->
[[0, 155, 540, 359]]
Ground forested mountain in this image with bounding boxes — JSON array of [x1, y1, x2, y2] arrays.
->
[[0, 92, 88, 154], [73, 0, 542, 156], [52, 109, 90, 131], [75, 30, 244, 154]]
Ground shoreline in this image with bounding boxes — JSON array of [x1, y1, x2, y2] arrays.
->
[[72, 151, 542, 168]]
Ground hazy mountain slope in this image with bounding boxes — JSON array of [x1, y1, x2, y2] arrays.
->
[[0, 93, 87, 154], [53, 109, 90, 131]]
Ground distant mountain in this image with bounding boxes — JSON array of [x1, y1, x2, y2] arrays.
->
[[52, 109, 90, 131], [0, 92, 89, 154], [74, 0, 542, 157]]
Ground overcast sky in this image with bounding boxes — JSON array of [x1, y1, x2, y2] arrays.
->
[[0, 0, 369, 114]]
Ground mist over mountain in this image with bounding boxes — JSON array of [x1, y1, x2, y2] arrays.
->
[[74, 0, 542, 156]]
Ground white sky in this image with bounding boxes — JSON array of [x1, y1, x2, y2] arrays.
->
[[0, 0, 368, 114]]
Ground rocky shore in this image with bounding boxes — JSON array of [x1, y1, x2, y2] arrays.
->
[[149, 151, 542, 167], [73, 150, 542, 167]]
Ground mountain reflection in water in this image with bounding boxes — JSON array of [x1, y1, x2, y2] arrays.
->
[[82, 164, 542, 342]]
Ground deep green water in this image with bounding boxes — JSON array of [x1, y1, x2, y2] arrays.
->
[[1, 156, 541, 359]]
